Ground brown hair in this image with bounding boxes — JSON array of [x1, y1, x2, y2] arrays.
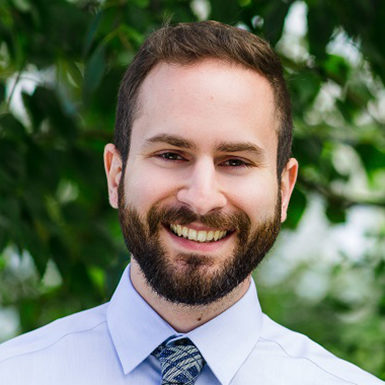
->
[[114, 20, 292, 175]]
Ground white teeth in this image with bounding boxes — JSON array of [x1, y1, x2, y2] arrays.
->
[[169, 224, 228, 242], [197, 231, 206, 242], [188, 228, 197, 240]]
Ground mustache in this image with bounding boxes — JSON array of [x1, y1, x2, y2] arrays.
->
[[147, 205, 251, 235]]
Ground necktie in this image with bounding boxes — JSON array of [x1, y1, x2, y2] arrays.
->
[[152, 338, 206, 385]]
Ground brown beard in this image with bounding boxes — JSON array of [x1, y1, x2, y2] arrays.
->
[[118, 191, 282, 306]]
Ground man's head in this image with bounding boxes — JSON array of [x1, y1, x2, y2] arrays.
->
[[114, 20, 292, 177], [104, 21, 298, 306]]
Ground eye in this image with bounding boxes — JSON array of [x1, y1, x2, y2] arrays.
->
[[157, 152, 185, 161], [221, 158, 253, 168]]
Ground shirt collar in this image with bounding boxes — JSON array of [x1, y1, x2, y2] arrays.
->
[[186, 279, 263, 385], [107, 265, 263, 385], [107, 265, 176, 374]]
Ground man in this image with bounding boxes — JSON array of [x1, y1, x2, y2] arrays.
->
[[0, 21, 383, 385]]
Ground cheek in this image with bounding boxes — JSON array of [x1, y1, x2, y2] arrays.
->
[[123, 166, 180, 210], [226, 176, 278, 219]]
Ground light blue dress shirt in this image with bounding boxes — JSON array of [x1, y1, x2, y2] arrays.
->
[[0, 265, 383, 385]]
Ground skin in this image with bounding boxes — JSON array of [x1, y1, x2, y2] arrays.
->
[[104, 59, 298, 332]]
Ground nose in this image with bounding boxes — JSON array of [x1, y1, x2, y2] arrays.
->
[[176, 158, 227, 215]]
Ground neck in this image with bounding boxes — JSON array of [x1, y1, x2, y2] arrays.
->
[[129, 259, 251, 333]]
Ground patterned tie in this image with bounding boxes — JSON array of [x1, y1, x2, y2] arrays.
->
[[152, 338, 206, 385]]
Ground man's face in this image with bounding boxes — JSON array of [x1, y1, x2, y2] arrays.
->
[[107, 59, 297, 305]]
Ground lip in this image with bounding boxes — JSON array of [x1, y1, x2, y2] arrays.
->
[[163, 225, 234, 253]]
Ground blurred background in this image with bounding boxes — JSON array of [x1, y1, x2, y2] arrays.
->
[[0, 0, 384, 378]]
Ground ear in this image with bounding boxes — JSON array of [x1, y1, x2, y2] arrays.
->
[[279, 158, 298, 222], [104, 143, 123, 209]]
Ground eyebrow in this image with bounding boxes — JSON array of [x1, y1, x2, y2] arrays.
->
[[145, 134, 265, 158], [216, 142, 265, 158], [145, 134, 197, 150]]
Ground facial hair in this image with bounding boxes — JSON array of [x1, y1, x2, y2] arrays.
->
[[118, 192, 281, 306]]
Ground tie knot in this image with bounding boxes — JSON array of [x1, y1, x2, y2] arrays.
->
[[153, 338, 206, 385]]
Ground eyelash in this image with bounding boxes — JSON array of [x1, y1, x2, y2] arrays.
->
[[156, 152, 253, 168], [157, 152, 185, 161], [221, 158, 253, 168]]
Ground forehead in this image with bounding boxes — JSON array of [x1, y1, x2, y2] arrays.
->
[[131, 59, 278, 156]]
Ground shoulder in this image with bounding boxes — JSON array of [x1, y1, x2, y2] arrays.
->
[[0, 302, 109, 365], [247, 314, 384, 385]]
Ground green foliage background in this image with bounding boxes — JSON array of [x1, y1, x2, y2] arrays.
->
[[0, 0, 384, 378]]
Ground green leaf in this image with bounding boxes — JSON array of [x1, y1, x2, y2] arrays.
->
[[66, 62, 83, 88], [289, 70, 321, 112], [323, 54, 350, 84], [0, 113, 26, 139], [83, 11, 103, 57], [355, 143, 385, 173], [209, 0, 243, 22], [19, 299, 41, 332], [307, 1, 336, 60], [283, 187, 307, 229], [325, 201, 346, 224], [262, 0, 291, 45], [23, 86, 77, 140], [83, 45, 106, 100], [131, 0, 150, 8], [292, 136, 323, 166], [0, 81, 6, 105], [11, 0, 31, 12]]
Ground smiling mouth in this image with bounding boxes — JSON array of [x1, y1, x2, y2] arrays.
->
[[168, 224, 232, 243]]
